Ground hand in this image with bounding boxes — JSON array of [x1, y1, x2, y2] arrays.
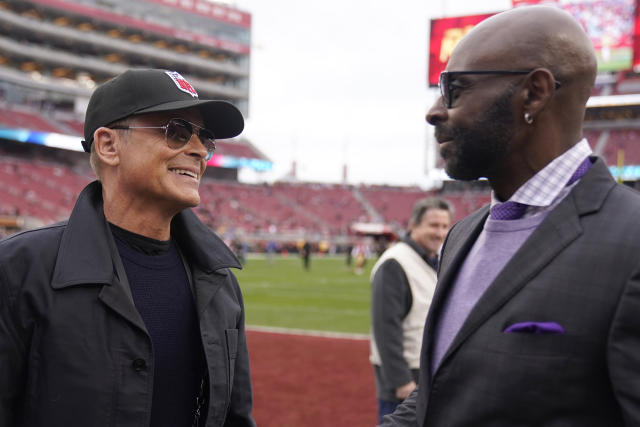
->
[[395, 381, 417, 400]]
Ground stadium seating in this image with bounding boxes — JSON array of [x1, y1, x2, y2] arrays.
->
[[601, 129, 640, 165], [0, 104, 66, 133], [359, 185, 434, 226], [196, 181, 370, 236], [0, 156, 91, 223], [0, 153, 494, 239]]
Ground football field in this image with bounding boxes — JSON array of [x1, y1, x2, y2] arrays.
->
[[236, 255, 374, 334]]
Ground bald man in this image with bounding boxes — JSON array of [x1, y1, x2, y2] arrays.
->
[[380, 6, 640, 426]]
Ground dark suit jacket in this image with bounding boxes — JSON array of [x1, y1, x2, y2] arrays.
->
[[381, 158, 640, 426]]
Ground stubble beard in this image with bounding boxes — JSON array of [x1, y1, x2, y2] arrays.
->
[[439, 86, 516, 181]]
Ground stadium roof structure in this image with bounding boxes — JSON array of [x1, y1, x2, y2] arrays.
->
[[587, 94, 640, 108]]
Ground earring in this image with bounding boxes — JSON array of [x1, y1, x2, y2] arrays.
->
[[524, 112, 533, 124]]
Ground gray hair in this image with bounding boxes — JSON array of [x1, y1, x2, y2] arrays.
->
[[408, 197, 454, 230]]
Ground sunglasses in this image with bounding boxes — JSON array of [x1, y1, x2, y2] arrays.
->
[[110, 118, 217, 161], [438, 70, 562, 108]]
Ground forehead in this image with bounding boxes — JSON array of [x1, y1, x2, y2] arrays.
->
[[420, 208, 451, 224], [133, 107, 204, 125]]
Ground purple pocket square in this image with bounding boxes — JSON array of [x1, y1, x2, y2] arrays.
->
[[503, 321, 565, 334]]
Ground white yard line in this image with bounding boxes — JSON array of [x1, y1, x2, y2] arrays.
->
[[247, 324, 370, 341]]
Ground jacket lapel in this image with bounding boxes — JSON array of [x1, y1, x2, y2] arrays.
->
[[423, 205, 489, 384], [436, 158, 615, 369], [192, 269, 227, 316], [50, 181, 148, 332], [171, 209, 241, 317]]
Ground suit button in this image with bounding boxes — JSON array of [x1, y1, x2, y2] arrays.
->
[[132, 358, 147, 371]]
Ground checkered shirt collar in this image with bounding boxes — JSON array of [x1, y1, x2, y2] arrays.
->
[[491, 138, 592, 209]]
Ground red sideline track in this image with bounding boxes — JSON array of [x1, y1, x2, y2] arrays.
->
[[247, 328, 377, 427]]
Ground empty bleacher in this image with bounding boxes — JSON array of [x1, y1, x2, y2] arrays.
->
[[601, 130, 640, 165], [359, 185, 434, 227], [0, 104, 67, 133], [0, 156, 92, 223]]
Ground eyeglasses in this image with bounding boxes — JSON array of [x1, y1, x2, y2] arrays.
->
[[109, 118, 217, 161], [438, 70, 562, 108]]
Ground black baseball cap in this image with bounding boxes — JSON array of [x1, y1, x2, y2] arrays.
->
[[82, 69, 244, 152]]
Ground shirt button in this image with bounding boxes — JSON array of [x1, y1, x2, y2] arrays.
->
[[132, 358, 147, 371]]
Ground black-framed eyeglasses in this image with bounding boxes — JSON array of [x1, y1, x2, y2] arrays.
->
[[109, 118, 217, 161], [438, 70, 562, 108]]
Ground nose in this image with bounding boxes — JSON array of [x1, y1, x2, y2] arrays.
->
[[426, 97, 447, 126], [438, 225, 449, 240], [186, 133, 209, 160]]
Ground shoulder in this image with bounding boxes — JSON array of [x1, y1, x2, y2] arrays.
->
[[0, 222, 67, 299], [591, 184, 640, 234], [607, 183, 640, 210], [376, 258, 404, 273], [0, 221, 66, 263], [382, 242, 417, 259]]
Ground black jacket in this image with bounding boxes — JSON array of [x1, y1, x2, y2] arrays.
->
[[0, 181, 256, 427]]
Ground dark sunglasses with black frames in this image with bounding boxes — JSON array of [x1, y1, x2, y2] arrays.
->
[[109, 118, 217, 161], [438, 70, 563, 109]]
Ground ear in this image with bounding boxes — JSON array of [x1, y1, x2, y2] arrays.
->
[[521, 68, 557, 120], [93, 127, 121, 167]]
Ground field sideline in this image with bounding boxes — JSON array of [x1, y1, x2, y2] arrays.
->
[[236, 255, 379, 426], [235, 255, 375, 335]]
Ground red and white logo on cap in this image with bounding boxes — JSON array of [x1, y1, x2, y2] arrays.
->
[[165, 71, 198, 98]]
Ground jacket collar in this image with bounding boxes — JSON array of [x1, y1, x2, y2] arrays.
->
[[51, 181, 241, 289]]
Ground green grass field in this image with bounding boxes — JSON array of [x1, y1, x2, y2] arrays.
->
[[235, 255, 374, 334]]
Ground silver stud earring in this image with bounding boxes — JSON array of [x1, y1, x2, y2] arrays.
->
[[524, 112, 533, 124]]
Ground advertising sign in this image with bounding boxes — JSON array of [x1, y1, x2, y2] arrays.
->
[[427, 13, 496, 87], [513, 0, 636, 71]]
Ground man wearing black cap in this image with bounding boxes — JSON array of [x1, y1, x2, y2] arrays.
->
[[0, 69, 255, 427]]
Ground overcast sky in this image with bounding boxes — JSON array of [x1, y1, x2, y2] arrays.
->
[[233, 0, 511, 187]]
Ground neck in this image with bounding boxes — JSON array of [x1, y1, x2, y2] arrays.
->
[[102, 187, 175, 241], [489, 135, 572, 200]]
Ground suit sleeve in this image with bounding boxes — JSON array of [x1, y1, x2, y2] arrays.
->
[[0, 264, 26, 427], [371, 259, 414, 389], [378, 388, 418, 426], [224, 277, 257, 427], [608, 261, 640, 425]]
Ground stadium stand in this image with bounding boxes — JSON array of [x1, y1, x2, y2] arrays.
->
[[0, 104, 66, 133], [0, 0, 638, 246], [601, 129, 640, 165]]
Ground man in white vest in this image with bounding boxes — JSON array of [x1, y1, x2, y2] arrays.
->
[[370, 197, 453, 423]]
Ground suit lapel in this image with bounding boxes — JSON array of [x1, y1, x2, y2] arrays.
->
[[423, 205, 489, 384]]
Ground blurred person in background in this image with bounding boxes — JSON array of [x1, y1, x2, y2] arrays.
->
[[370, 197, 452, 423], [381, 6, 640, 426], [0, 69, 255, 427], [301, 239, 311, 271]]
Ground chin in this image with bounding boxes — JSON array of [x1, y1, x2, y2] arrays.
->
[[184, 194, 201, 208], [170, 192, 201, 211], [445, 163, 481, 181]]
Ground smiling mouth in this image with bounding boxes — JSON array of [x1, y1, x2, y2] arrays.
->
[[169, 168, 198, 179]]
